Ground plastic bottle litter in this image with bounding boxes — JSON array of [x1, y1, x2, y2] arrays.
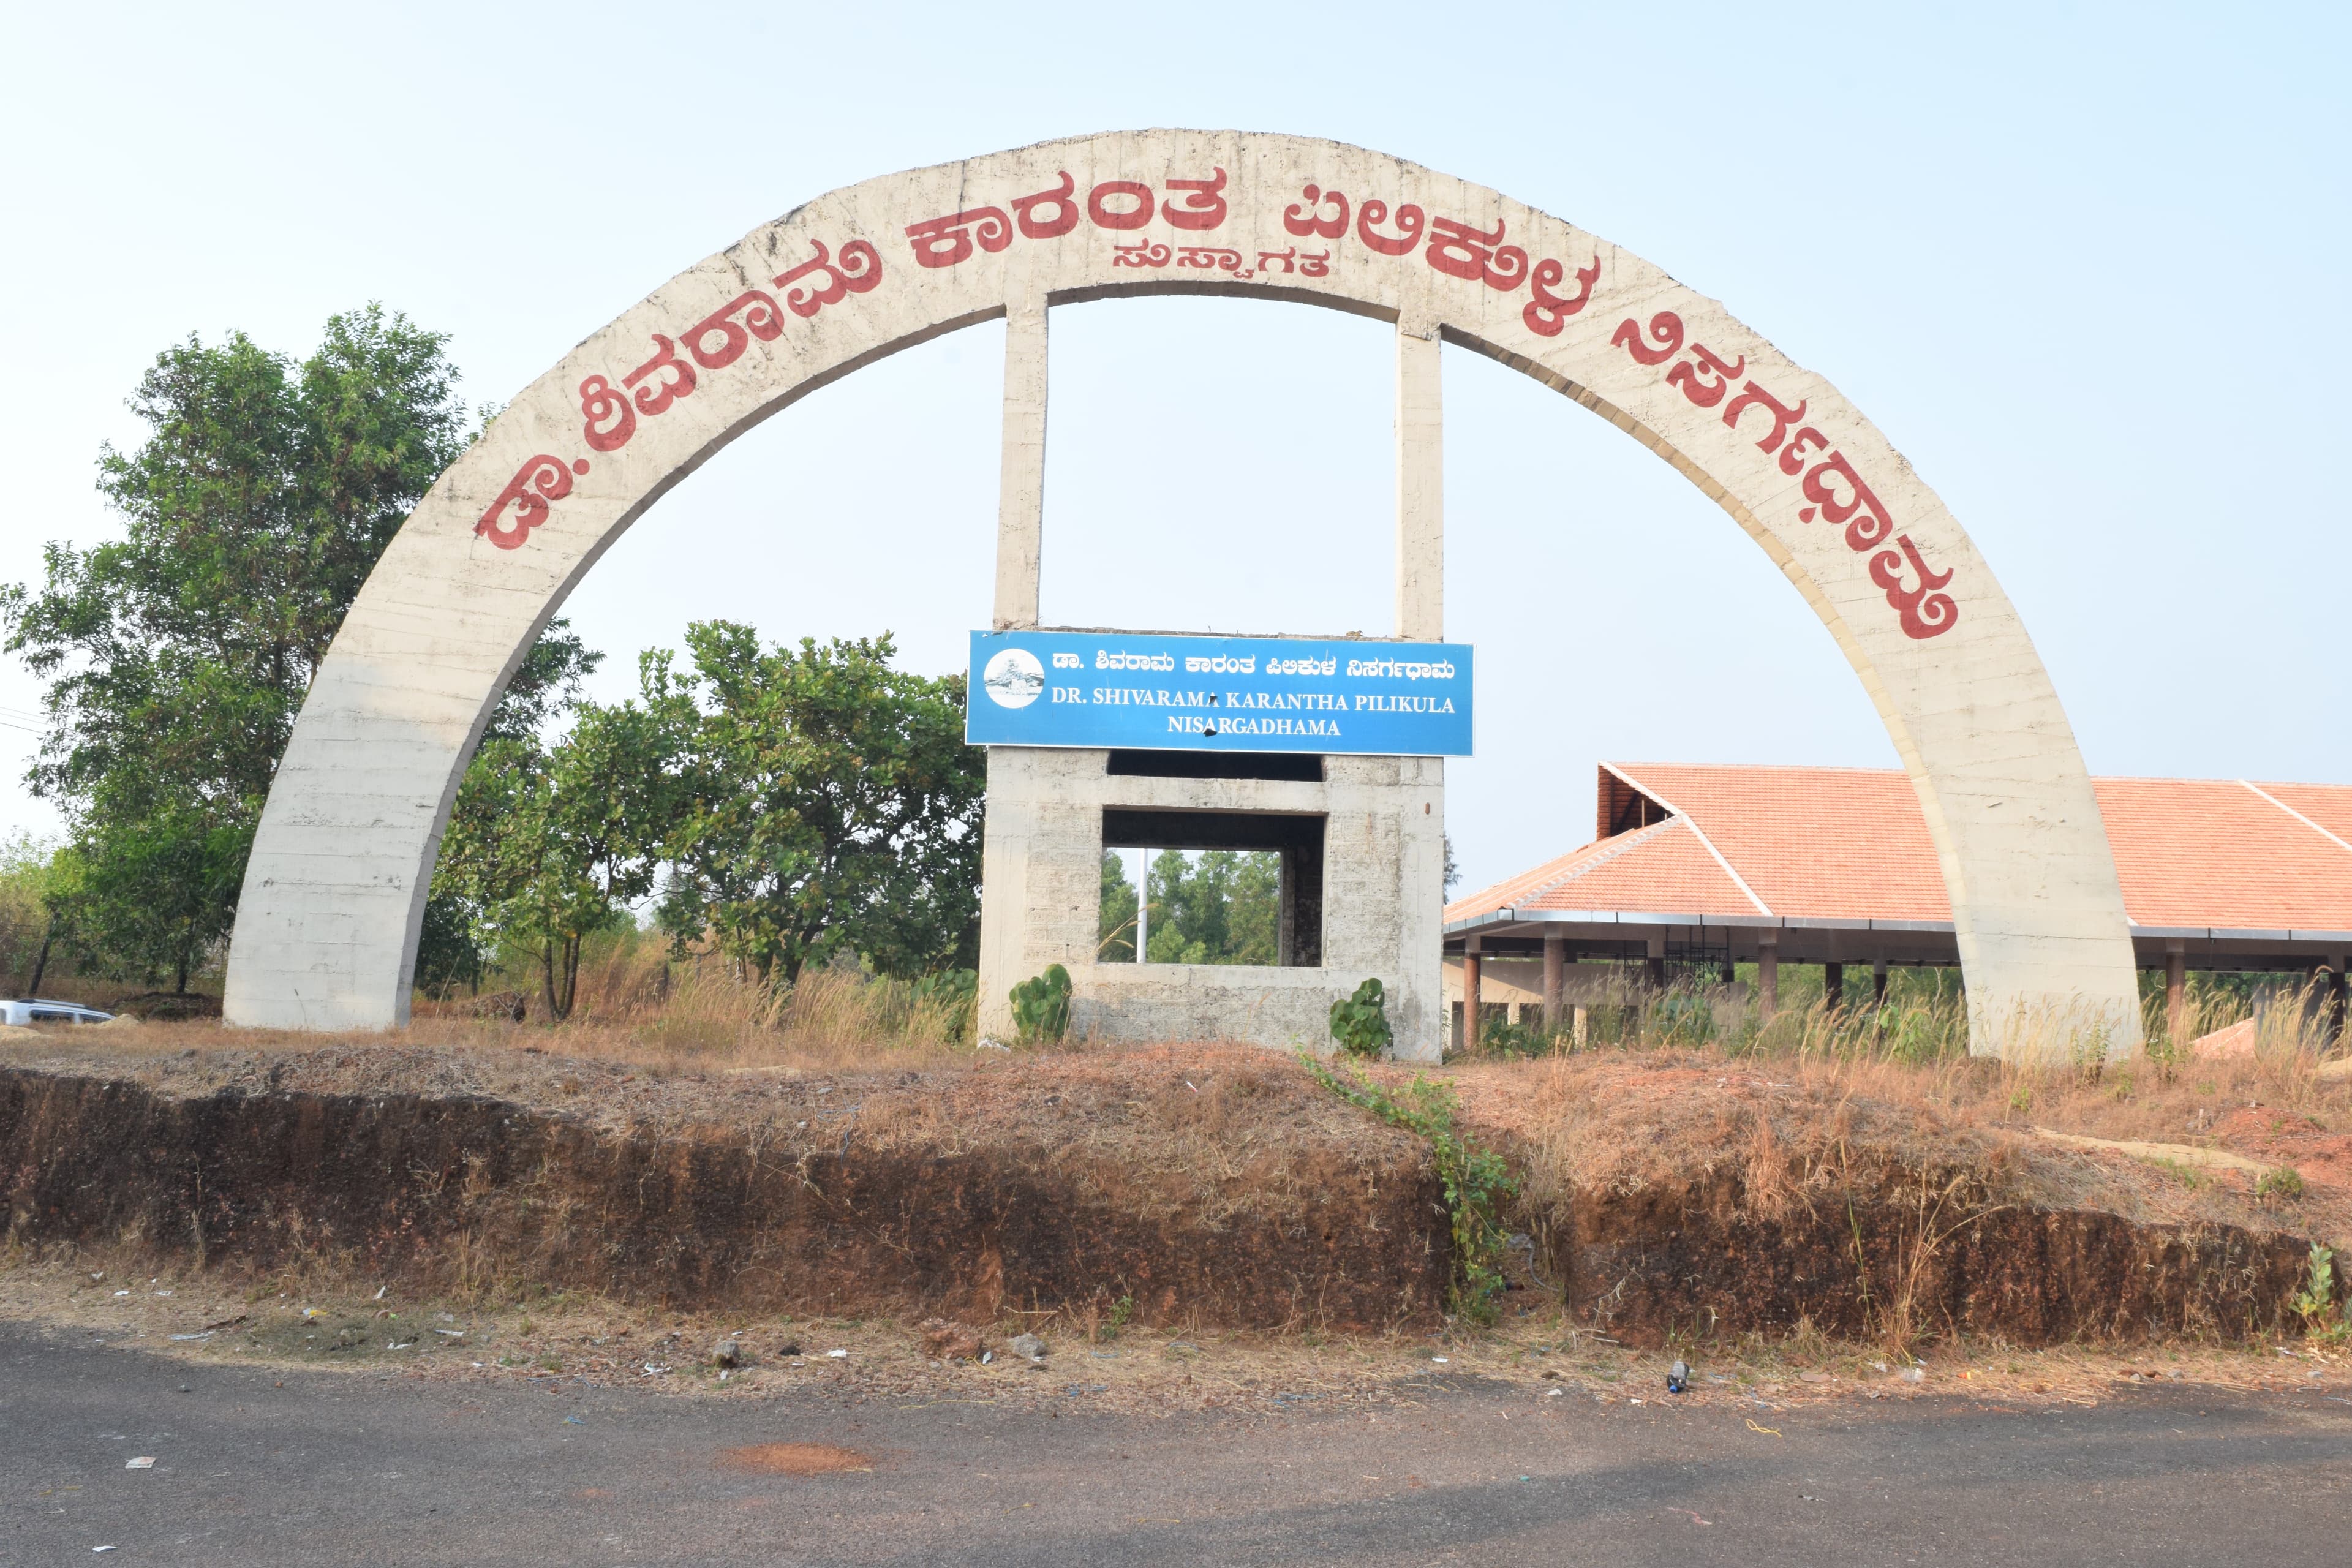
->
[[1667, 1360, 1691, 1395]]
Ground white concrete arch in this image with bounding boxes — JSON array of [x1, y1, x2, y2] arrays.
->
[[223, 129, 2141, 1055]]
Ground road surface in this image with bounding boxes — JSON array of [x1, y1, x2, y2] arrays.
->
[[3, 1325, 2346, 1565]]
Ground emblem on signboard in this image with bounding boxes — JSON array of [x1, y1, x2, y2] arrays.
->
[[982, 647, 1046, 708]]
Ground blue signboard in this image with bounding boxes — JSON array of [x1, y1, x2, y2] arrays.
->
[[965, 630, 1473, 756]]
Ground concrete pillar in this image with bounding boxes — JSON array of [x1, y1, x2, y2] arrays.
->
[[2165, 940, 2187, 1044], [1543, 932, 1566, 1039], [2329, 951, 2347, 1045], [1873, 959, 1890, 1008], [1645, 930, 1667, 993], [1825, 962, 1845, 1012], [1758, 932, 1780, 1021], [1572, 1005, 1589, 1048], [1461, 938, 1482, 1055], [992, 293, 1049, 630], [1394, 322, 1443, 641]]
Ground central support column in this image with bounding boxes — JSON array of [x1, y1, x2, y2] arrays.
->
[[1395, 322, 1443, 641], [1543, 932, 1566, 1041], [977, 292, 1051, 1042], [2165, 940, 2187, 1044], [993, 292, 1049, 630], [1461, 937, 1482, 1056]]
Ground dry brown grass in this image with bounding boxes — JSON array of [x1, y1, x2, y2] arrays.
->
[[3, 1246, 2339, 1417], [61, 948, 985, 1079]]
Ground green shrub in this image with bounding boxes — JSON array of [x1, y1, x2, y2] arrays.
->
[[1300, 1054, 1517, 1324], [1476, 1017, 1547, 1058], [1328, 977, 1393, 1058], [1008, 963, 1072, 1044], [2291, 1243, 2340, 1337], [2257, 1166, 2305, 1202]]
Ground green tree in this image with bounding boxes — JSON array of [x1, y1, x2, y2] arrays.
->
[[1224, 851, 1282, 965], [1144, 849, 1281, 965], [2, 306, 594, 992], [432, 689, 682, 1020], [1144, 850, 1213, 964], [0, 832, 75, 994], [1098, 851, 1138, 962], [650, 624, 984, 984]]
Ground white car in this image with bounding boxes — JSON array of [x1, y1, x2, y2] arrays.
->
[[0, 998, 115, 1027]]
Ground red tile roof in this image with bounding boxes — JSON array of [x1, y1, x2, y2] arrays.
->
[[1447, 764, 2352, 936]]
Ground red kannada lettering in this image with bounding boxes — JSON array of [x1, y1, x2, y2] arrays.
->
[[1087, 180, 1155, 231], [1177, 245, 1246, 274], [1799, 450, 1897, 552], [681, 291, 786, 371], [903, 208, 1012, 268], [1615, 314, 1958, 639], [773, 238, 883, 317], [1719, 381, 1809, 458], [1664, 343, 1746, 409], [1355, 198, 1425, 256], [622, 334, 696, 415], [475, 454, 585, 551], [1161, 167, 1227, 230], [1523, 257, 1600, 336], [1869, 535, 1958, 639], [1013, 172, 1081, 239], [1257, 247, 1331, 277], [1424, 216, 1528, 291], [578, 375, 634, 453], [1611, 312, 1684, 366], [1111, 239, 1172, 268], [1283, 184, 1349, 239]]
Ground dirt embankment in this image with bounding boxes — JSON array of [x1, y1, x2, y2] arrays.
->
[[1453, 1056, 2348, 1347], [0, 1044, 1446, 1330], [3, 1039, 2342, 1345]]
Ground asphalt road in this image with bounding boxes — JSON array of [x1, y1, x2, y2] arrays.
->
[[3, 1327, 2348, 1566]]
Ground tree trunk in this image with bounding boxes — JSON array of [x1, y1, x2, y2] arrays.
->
[[557, 934, 581, 1020], [175, 947, 190, 995], [544, 935, 581, 1021], [24, 930, 53, 997]]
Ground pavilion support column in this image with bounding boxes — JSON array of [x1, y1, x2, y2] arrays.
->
[[1873, 959, 1889, 1008], [2165, 940, 2187, 1046], [1825, 962, 1845, 1012], [1645, 931, 1667, 993], [1461, 938, 1482, 1056], [1543, 932, 1565, 1041], [1394, 321, 1443, 642], [1758, 933, 1779, 1022], [992, 292, 1049, 630], [2326, 949, 2346, 1046]]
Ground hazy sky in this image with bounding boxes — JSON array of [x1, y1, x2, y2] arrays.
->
[[1, 2, 2342, 895]]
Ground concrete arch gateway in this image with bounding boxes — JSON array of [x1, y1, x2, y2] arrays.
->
[[222, 129, 2143, 1057]]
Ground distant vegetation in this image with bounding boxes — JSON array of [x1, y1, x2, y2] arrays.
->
[[1, 308, 981, 1011], [1096, 849, 1281, 965]]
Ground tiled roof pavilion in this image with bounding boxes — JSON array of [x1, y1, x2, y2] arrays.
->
[[1445, 763, 2352, 977]]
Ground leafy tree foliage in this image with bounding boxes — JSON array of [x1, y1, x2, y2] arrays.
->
[[0, 832, 75, 995], [1096, 851, 1138, 962], [432, 694, 679, 1019], [648, 624, 984, 984], [1, 306, 592, 991], [1143, 849, 1281, 965]]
